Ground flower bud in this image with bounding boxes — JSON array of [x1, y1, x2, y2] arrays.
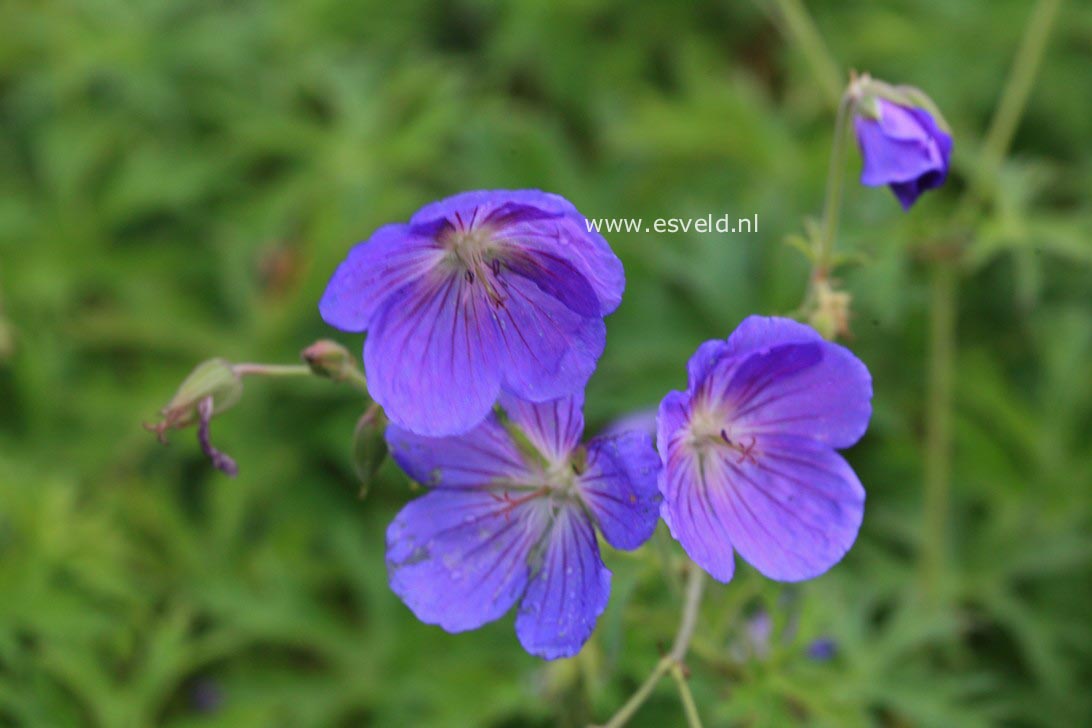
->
[[351, 404, 388, 498], [850, 74, 953, 210], [145, 358, 242, 441], [302, 339, 356, 381]]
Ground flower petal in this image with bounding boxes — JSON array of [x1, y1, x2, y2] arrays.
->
[[319, 224, 444, 332], [386, 415, 533, 489], [504, 248, 602, 318], [856, 118, 943, 187], [498, 392, 585, 465], [657, 389, 690, 455], [387, 489, 548, 632], [702, 435, 865, 581], [724, 316, 823, 357], [659, 446, 736, 583], [578, 431, 662, 550], [515, 505, 611, 660], [717, 340, 872, 449], [494, 272, 606, 404], [409, 189, 624, 316], [686, 339, 731, 389], [365, 271, 503, 437]]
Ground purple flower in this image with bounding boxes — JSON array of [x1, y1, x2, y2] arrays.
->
[[384, 392, 661, 659], [854, 98, 952, 210], [320, 190, 624, 437], [806, 637, 837, 661], [657, 316, 872, 583]]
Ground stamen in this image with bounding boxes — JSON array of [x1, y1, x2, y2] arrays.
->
[[489, 486, 549, 521]]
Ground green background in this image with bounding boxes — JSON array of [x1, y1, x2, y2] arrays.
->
[[1, 0, 1090, 725]]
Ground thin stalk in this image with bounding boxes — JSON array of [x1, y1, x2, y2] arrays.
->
[[815, 91, 854, 279], [920, 0, 1062, 597], [232, 363, 313, 378], [599, 566, 706, 728], [768, 0, 842, 108], [670, 663, 703, 728], [921, 263, 955, 599], [233, 361, 368, 393], [975, 0, 1063, 200]]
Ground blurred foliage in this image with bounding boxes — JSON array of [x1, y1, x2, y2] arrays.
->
[[1, 0, 1090, 726]]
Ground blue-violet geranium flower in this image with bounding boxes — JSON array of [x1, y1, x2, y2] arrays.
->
[[657, 316, 872, 583], [385, 392, 660, 659], [320, 190, 624, 437], [854, 97, 953, 210]]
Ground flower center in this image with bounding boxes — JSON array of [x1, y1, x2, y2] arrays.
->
[[685, 404, 758, 465], [440, 218, 506, 305], [446, 226, 495, 268]]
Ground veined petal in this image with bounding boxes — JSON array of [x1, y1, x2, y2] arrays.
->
[[686, 340, 731, 389], [579, 431, 662, 550], [386, 415, 533, 489], [504, 249, 602, 318], [515, 505, 611, 660], [387, 489, 549, 632], [498, 393, 585, 465], [701, 435, 865, 582], [408, 189, 624, 316], [724, 316, 823, 358], [319, 224, 444, 332], [494, 272, 605, 404], [365, 271, 503, 437], [721, 341, 872, 449], [657, 389, 690, 456], [659, 445, 736, 583]]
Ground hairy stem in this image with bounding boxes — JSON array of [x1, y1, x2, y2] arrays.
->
[[599, 566, 706, 728]]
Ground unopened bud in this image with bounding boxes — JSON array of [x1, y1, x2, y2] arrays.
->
[[145, 358, 243, 442], [351, 404, 388, 498], [302, 339, 356, 381]]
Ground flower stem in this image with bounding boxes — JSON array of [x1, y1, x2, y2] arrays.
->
[[767, 0, 842, 108], [974, 0, 1063, 202], [232, 363, 313, 378], [232, 361, 369, 393], [921, 0, 1062, 599], [815, 90, 854, 280], [921, 263, 955, 600], [670, 663, 703, 728], [599, 565, 706, 728]]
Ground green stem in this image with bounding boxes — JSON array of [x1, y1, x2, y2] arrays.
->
[[921, 263, 955, 599], [815, 91, 854, 279], [921, 0, 1062, 598], [974, 0, 1063, 201], [768, 0, 843, 108], [232, 363, 313, 378], [599, 566, 706, 728], [670, 663, 704, 728], [233, 361, 368, 394]]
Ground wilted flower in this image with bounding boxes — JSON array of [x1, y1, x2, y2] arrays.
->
[[657, 316, 872, 583], [384, 392, 660, 659], [320, 190, 624, 437], [854, 96, 953, 210]]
